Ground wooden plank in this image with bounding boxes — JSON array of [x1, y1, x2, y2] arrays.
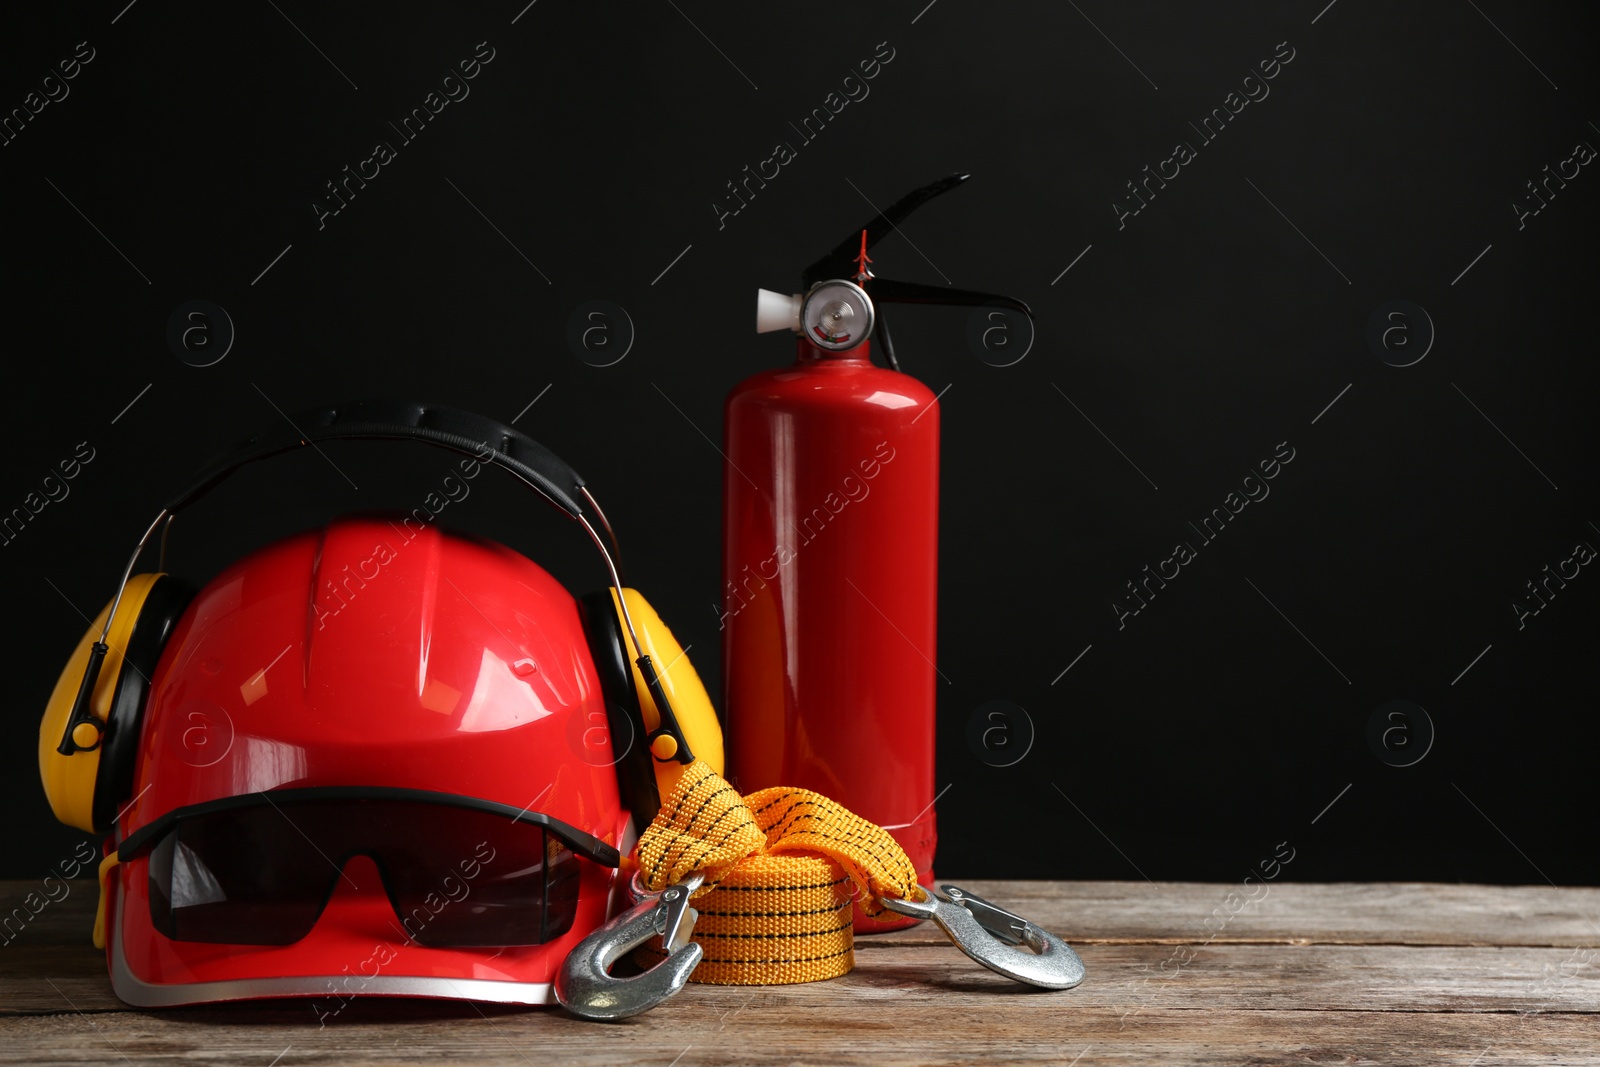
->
[[6, 940, 1596, 1017], [9, 880, 1598, 950], [0, 879, 98, 948], [4, 881, 1595, 1065], [0, 1004, 1595, 1066], [864, 880, 1600, 948], [0, 945, 114, 1014]]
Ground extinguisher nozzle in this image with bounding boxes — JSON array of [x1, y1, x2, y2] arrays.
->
[[756, 289, 802, 335]]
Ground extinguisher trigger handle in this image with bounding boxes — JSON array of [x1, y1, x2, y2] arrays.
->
[[636, 654, 696, 764]]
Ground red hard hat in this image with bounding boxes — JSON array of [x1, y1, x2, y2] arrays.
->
[[39, 403, 721, 1009], [108, 516, 628, 1006]]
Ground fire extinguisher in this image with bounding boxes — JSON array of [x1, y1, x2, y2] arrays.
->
[[722, 173, 1034, 930]]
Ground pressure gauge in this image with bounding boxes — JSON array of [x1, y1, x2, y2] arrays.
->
[[800, 279, 874, 351]]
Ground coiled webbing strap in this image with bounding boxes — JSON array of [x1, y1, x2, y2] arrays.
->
[[632, 759, 922, 985]]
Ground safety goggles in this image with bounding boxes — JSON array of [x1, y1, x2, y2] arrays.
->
[[116, 787, 621, 948]]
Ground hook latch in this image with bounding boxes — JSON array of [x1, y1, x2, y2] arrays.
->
[[555, 872, 706, 1020], [880, 884, 1086, 990]]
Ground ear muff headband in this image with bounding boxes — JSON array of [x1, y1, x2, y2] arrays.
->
[[165, 401, 593, 522], [58, 401, 700, 771]]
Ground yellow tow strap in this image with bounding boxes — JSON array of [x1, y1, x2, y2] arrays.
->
[[632, 759, 923, 985]]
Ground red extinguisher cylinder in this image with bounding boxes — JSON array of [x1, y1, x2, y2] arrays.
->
[[723, 336, 939, 930]]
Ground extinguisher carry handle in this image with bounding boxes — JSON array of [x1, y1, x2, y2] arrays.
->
[[794, 173, 1034, 372], [803, 173, 972, 286]]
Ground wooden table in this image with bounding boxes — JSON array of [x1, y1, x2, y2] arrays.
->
[[3, 880, 1596, 1065]]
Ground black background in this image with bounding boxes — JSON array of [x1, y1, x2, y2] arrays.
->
[[2, 1, 1596, 887]]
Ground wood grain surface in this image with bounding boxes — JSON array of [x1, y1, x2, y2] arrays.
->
[[2, 880, 1596, 1065]]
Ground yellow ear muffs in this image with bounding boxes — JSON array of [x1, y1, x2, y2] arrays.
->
[[610, 588, 724, 799], [40, 574, 158, 834], [39, 572, 193, 835]]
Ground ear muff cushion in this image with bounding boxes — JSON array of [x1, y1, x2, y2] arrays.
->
[[91, 575, 195, 832], [610, 588, 725, 797], [579, 591, 662, 826], [40, 574, 160, 833]]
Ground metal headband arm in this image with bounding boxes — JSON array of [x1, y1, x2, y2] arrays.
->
[[60, 401, 694, 764]]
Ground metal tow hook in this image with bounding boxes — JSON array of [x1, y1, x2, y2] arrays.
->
[[880, 883, 1086, 990], [555, 872, 705, 1020]]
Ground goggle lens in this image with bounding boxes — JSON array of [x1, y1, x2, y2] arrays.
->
[[133, 792, 606, 947]]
